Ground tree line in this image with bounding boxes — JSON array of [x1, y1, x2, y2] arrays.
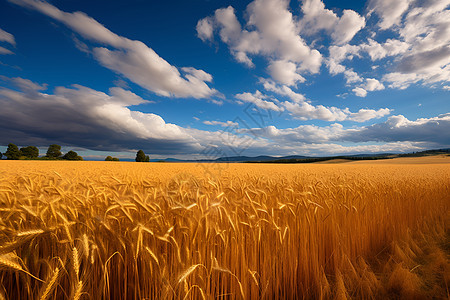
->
[[0, 143, 83, 160], [1, 144, 151, 162], [105, 150, 150, 162]]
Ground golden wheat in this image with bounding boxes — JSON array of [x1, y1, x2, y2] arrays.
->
[[0, 159, 448, 299], [40, 267, 60, 300], [72, 280, 83, 300]]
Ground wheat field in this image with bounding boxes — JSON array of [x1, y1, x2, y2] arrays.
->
[[0, 159, 449, 299]]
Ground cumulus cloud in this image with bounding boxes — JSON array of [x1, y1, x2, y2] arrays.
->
[[0, 78, 205, 154], [299, 0, 366, 45], [203, 120, 239, 127], [361, 38, 410, 61], [348, 108, 391, 122], [197, 0, 322, 83], [352, 87, 367, 97], [331, 10, 366, 45], [235, 91, 284, 112], [237, 88, 390, 122], [327, 44, 365, 85], [325, 0, 449, 93], [9, 0, 217, 99], [285, 101, 390, 122], [364, 78, 385, 91], [261, 79, 306, 102], [243, 123, 345, 144], [0, 77, 289, 157], [1, 76, 48, 92], [283, 101, 348, 121], [377, 1, 450, 89], [0, 77, 446, 158], [241, 113, 449, 148], [352, 78, 384, 97], [342, 113, 450, 144], [196, 18, 214, 42], [267, 60, 305, 86], [367, 0, 411, 30]]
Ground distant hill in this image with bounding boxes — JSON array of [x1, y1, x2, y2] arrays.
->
[[149, 148, 449, 163], [244, 148, 450, 164]]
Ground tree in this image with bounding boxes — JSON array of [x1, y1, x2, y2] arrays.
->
[[20, 146, 39, 159], [106, 156, 119, 161], [5, 143, 21, 160], [135, 150, 146, 162], [0, 152, 2, 159], [144, 155, 150, 162], [46, 144, 62, 158], [63, 150, 83, 161]]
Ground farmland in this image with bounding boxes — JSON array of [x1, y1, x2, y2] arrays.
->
[[0, 158, 449, 299]]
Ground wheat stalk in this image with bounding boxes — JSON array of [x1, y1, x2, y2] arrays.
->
[[17, 229, 45, 237], [72, 280, 83, 300], [73, 247, 80, 278], [0, 254, 23, 272], [40, 267, 60, 300]]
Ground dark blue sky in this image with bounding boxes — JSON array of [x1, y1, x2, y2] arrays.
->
[[0, 0, 449, 159]]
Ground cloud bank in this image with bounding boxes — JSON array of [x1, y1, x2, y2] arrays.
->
[[9, 0, 218, 99], [0, 77, 447, 158]]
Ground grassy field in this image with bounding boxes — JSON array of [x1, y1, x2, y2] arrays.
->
[[0, 158, 449, 299]]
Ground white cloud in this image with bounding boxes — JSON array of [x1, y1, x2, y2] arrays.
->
[[0, 28, 15, 55], [203, 120, 239, 127], [196, 17, 214, 42], [0, 28, 15, 45], [261, 79, 306, 102], [382, 72, 420, 90], [283, 101, 390, 122], [343, 113, 450, 145], [10, 0, 218, 99], [353, 78, 385, 97], [327, 44, 364, 85], [283, 101, 349, 121], [348, 108, 391, 122], [267, 60, 305, 86], [299, 0, 339, 34], [344, 69, 363, 84], [360, 38, 410, 61], [352, 87, 367, 97], [0, 78, 204, 153], [299, 0, 366, 45], [380, 1, 450, 89], [244, 123, 345, 144], [326, 59, 346, 75], [197, 0, 323, 82], [325, 1, 449, 93], [246, 81, 390, 122], [331, 10, 366, 45], [364, 78, 385, 91], [367, 0, 411, 30], [0, 47, 14, 55], [0, 78, 446, 158], [235, 90, 284, 112], [2, 76, 48, 91], [242, 113, 450, 148], [328, 44, 360, 64]]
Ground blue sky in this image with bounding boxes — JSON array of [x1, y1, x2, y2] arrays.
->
[[0, 0, 449, 160]]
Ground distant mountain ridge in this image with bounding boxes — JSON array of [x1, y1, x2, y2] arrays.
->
[[149, 148, 449, 163]]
